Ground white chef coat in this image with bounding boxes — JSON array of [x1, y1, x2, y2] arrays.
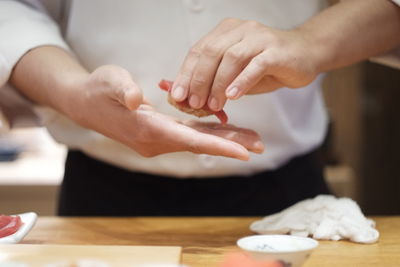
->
[[0, 0, 331, 178]]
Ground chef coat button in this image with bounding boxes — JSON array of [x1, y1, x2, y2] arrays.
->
[[184, 0, 205, 12]]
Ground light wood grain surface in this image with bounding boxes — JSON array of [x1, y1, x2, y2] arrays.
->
[[0, 244, 181, 266], [22, 217, 400, 267]]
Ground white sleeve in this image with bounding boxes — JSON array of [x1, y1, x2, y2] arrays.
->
[[392, 0, 400, 6], [0, 0, 70, 87]]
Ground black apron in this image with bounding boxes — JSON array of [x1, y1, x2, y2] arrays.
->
[[58, 148, 331, 216]]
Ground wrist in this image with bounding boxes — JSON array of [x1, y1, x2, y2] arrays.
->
[[292, 26, 333, 75], [55, 70, 90, 121]]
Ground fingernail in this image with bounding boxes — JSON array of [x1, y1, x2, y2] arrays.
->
[[254, 141, 265, 153], [172, 86, 185, 101], [226, 87, 239, 99], [236, 146, 250, 161], [189, 94, 200, 108], [209, 97, 219, 111]]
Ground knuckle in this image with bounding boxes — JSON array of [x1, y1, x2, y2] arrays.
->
[[252, 55, 268, 68], [212, 78, 226, 93], [225, 49, 246, 63], [94, 66, 130, 89], [102, 76, 120, 89], [105, 65, 130, 79], [202, 43, 223, 57], [178, 67, 193, 80], [226, 131, 240, 140], [211, 79, 227, 92], [191, 75, 207, 88], [188, 47, 201, 59], [245, 20, 261, 29], [239, 73, 252, 86], [221, 17, 241, 25]]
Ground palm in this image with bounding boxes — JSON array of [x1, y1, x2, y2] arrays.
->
[[73, 65, 264, 160]]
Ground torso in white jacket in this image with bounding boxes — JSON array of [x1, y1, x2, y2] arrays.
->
[[1, 0, 329, 178]]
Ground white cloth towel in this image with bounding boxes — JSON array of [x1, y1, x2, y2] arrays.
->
[[250, 195, 379, 244]]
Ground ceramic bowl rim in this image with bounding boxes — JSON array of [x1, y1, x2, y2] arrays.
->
[[237, 234, 319, 254], [0, 212, 37, 244]]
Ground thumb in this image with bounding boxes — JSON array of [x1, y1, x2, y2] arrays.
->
[[92, 65, 144, 110], [123, 82, 143, 110], [225, 52, 283, 99], [246, 75, 284, 95]]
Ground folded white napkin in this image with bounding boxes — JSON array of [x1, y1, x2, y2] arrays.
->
[[250, 195, 379, 243]]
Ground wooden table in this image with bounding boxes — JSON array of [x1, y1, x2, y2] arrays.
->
[[22, 217, 400, 266]]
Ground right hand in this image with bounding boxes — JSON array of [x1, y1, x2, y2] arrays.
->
[[65, 65, 264, 160], [171, 18, 318, 112]]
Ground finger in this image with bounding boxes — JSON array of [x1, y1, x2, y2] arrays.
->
[[225, 51, 274, 100], [186, 121, 265, 153], [158, 79, 229, 124], [181, 130, 250, 161], [171, 18, 243, 103], [188, 35, 242, 109], [170, 45, 201, 102], [208, 41, 263, 111], [125, 107, 249, 159], [158, 79, 173, 92], [246, 75, 284, 94], [150, 117, 250, 160]]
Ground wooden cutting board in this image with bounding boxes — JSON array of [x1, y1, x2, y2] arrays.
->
[[0, 244, 181, 266]]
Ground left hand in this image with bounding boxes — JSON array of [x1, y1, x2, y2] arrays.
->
[[66, 65, 263, 160], [170, 18, 318, 112]]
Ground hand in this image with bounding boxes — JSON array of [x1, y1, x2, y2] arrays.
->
[[159, 79, 228, 124], [66, 65, 264, 160], [171, 18, 318, 112]]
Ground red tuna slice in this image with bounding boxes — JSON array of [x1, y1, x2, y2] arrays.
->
[[0, 215, 13, 229], [159, 80, 228, 124], [0, 215, 23, 238]]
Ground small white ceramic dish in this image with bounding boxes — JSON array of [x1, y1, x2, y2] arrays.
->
[[0, 212, 38, 244], [237, 235, 318, 267]]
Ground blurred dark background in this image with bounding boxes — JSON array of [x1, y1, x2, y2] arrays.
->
[[323, 62, 400, 215]]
